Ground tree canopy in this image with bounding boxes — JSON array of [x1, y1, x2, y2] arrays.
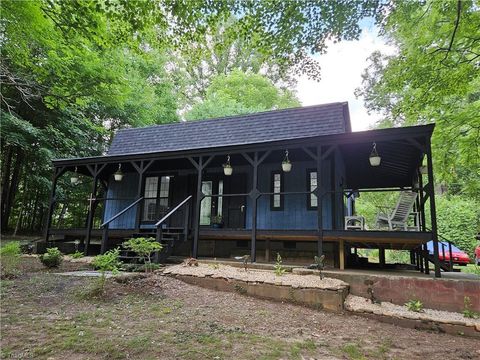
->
[[356, 0, 480, 199], [185, 70, 300, 120]]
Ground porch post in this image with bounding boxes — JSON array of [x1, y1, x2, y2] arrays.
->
[[85, 164, 101, 255], [250, 152, 259, 262], [426, 138, 441, 278], [423, 243, 430, 274], [316, 145, 323, 257], [44, 166, 64, 243], [379, 246, 385, 268], [192, 156, 203, 258]]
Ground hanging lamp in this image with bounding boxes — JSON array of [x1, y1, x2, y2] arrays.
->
[[223, 155, 233, 176], [282, 150, 292, 172], [369, 142, 381, 167], [114, 164, 124, 181], [70, 167, 79, 185]]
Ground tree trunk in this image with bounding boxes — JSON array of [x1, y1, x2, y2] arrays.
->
[[1, 148, 23, 231], [1, 146, 13, 225]]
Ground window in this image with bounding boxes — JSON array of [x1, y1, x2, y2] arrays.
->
[[142, 175, 171, 221], [307, 170, 318, 209], [270, 171, 283, 210], [199, 181, 213, 225], [143, 177, 158, 221]]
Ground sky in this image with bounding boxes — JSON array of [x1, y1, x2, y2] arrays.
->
[[295, 25, 394, 131]]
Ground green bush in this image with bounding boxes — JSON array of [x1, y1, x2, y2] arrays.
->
[[40, 247, 63, 268], [70, 251, 84, 259], [434, 195, 479, 257], [122, 237, 162, 272], [0, 242, 22, 278], [92, 248, 122, 295]]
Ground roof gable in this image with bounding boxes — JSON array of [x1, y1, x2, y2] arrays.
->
[[108, 102, 351, 156]]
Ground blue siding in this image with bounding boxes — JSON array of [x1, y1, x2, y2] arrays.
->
[[103, 173, 138, 229], [245, 160, 332, 230]]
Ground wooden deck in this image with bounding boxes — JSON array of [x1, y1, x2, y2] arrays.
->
[[49, 228, 431, 250]]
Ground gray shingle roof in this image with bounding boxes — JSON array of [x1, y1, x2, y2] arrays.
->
[[107, 102, 351, 155]]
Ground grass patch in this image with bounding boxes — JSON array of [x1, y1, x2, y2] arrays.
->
[[341, 343, 367, 360]]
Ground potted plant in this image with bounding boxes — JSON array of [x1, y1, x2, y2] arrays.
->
[[211, 215, 224, 228]]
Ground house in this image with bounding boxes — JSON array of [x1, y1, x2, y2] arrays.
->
[[45, 102, 445, 277]]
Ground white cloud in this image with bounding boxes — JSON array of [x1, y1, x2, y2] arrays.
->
[[295, 26, 395, 131]]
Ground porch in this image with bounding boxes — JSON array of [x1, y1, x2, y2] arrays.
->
[[44, 123, 443, 276]]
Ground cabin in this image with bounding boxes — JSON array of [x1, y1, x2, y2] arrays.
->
[[45, 102, 445, 277]]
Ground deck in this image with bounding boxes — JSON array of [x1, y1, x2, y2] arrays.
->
[[49, 228, 432, 250]]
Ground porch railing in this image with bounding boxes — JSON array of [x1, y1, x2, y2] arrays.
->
[[100, 197, 144, 253], [154, 195, 192, 262]]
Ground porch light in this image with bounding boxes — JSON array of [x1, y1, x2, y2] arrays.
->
[[369, 142, 381, 167], [282, 150, 292, 172], [223, 155, 233, 176], [70, 167, 79, 185], [114, 164, 124, 181]]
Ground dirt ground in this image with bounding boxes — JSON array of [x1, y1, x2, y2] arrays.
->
[[1, 259, 479, 360]]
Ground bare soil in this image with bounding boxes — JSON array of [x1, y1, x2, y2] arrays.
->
[[1, 259, 479, 360]]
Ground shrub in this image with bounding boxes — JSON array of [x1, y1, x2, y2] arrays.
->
[[70, 251, 84, 259], [92, 248, 121, 295], [405, 299, 423, 312], [122, 237, 162, 272], [0, 242, 21, 278], [274, 253, 286, 276], [40, 247, 63, 268]]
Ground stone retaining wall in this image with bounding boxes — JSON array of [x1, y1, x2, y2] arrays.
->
[[171, 274, 348, 312], [322, 271, 480, 313]]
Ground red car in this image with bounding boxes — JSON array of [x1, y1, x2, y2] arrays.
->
[[427, 241, 470, 266]]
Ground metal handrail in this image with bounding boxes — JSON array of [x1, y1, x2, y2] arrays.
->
[[155, 195, 192, 227], [100, 197, 144, 228]]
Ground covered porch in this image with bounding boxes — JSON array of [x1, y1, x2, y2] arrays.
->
[[44, 123, 443, 276]]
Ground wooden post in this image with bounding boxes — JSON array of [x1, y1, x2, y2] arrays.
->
[[250, 152, 259, 262], [379, 247, 386, 268], [316, 145, 323, 257], [415, 250, 420, 271], [426, 138, 441, 278], [265, 240, 270, 262], [419, 249, 424, 273], [44, 166, 63, 243], [100, 224, 109, 254], [423, 244, 430, 275], [410, 250, 415, 265], [84, 165, 99, 255], [339, 239, 345, 270], [192, 157, 203, 258], [448, 241, 453, 271]]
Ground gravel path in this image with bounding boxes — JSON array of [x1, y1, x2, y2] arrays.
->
[[345, 295, 480, 328], [164, 263, 348, 290]]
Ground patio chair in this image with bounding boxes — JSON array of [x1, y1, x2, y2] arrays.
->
[[376, 191, 420, 231]]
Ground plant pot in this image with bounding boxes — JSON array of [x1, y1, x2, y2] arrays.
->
[[212, 223, 223, 229]]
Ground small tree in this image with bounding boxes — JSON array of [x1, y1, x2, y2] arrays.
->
[[92, 248, 121, 295], [122, 237, 162, 272], [0, 242, 21, 278]]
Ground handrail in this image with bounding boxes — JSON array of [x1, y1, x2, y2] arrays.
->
[[101, 197, 144, 228], [155, 195, 192, 227]]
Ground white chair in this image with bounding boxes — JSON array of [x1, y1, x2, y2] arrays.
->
[[376, 191, 420, 231], [344, 216, 365, 230]]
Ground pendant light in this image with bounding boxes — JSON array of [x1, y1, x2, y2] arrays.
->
[[70, 167, 79, 185], [282, 150, 292, 172], [369, 142, 381, 167], [114, 164, 124, 181], [223, 155, 233, 176]]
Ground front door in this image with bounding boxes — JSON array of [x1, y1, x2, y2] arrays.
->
[[224, 173, 246, 229], [142, 175, 173, 224], [198, 173, 247, 228]]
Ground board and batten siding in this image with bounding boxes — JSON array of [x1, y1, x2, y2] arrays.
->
[[103, 159, 340, 231], [103, 173, 139, 229], [245, 160, 333, 230]]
